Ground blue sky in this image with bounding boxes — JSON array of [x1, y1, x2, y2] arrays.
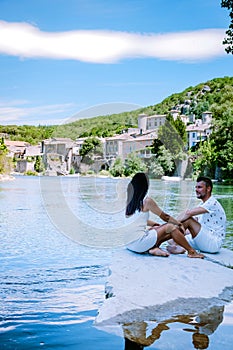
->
[[0, 0, 232, 126]]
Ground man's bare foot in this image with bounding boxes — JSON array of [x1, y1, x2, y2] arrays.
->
[[149, 247, 170, 257], [167, 244, 186, 254], [187, 250, 205, 259]]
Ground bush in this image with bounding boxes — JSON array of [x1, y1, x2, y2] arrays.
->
[[98, 169, 110, 176], [25, 170, 38, 176]]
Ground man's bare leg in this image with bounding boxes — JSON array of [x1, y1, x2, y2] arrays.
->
[[167, 241, 186, 254], [167, 217, 202, 254], [182, 217, 201, 238]]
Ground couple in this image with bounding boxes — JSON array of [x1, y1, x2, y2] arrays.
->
[[126, 173, 226, 258]]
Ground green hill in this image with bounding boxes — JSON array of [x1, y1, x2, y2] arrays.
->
[[0, 76, 233, 143], [52, 76, 233, 140]]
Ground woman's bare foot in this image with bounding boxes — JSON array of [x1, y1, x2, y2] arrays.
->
[[187, 249, 205, 259], [167, 244, 186, 254], [149, 247, 170, 257]]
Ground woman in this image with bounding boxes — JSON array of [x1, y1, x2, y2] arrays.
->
[[125, 172, 204, 258]]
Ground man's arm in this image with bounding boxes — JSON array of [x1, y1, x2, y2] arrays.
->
[[178, 207, 208, 223]]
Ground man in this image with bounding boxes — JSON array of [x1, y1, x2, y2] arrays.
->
[[168, 176, 226, 254]]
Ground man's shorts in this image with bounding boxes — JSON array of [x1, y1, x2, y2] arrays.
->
[[185, 227, 222, 253]]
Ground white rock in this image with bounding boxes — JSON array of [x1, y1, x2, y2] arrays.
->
[[95, 248, 233, 325]]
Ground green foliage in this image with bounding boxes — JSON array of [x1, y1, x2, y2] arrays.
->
[[156, 146, 175, 174], [25, 170, 37, 176], [149, 146, 175, 178], [190, 140, 217, 177], [0, 138, 7, 152], [69, 167, 75, 174], [79, 137, 102, 157], [98, 169, 110, 177], [190, 102, 233, 178], [165, 114, 187, 144], [221, 0, 233, 54], [0, 125, 55, 145], [210, 108, 233, 178], [158, 118, 184, 156], [53, 112, 139, 140], [0, 138, 12, 174], [151, 138, 163, 155], [173, 116, 187, 144], [190, 101, 210, 119], [110, 153, 146, 177], [109, 157, 125, 177], [148, 156, 165, 178], [124, 152, 147, 177], [34, 156, 45, 173]]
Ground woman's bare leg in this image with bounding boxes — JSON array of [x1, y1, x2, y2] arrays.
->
[[149, 224, 204, 259], [149, 247, 170, 257]]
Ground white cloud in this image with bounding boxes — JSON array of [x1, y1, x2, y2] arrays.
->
[[0, 100, 76, 125], [0, 20, 226, 63], [0, 100, 142, 125]]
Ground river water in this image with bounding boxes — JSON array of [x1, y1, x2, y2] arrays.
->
[[0, 176, 232, 349]]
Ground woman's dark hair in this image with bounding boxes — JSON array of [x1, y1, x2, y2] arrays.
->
[[197, 176, 213, 191], [125, 172, 149, 216]]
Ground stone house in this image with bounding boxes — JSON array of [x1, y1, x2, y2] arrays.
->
[[186, 111, 212, 149], [138, 113, 166, 132], [16, 144, 42, 173], [42, 138, 73, 175], [4, 140, 30, 159], [186, 123, 212, 149], [4, 140, 42, 173]]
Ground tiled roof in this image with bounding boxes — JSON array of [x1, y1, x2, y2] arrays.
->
[[186, 124, 211, 132], [5, 140, 29, 147], [105, 133, 133, 141]]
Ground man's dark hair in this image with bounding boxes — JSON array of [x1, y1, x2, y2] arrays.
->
[[197, 176, 213, 191]]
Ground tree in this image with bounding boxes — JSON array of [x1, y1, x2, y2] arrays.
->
[[157, 145, 175, 175], [151, 138, 163, 155], [210, 109, 233, 178], [79, 137, 102, 158], [149, 145, 175, 178], [221, 0, 233, 54], [0, 138, 12, 174], [173, 116, 187, 144], [158, 117, 184, 156], [34, 155, 45, 173], [190, 101, 210, 119], [109, 157, 125, 177], [148, 156, 165, 178], [190, 139, 217, 178], [124, 152, 147, 177]]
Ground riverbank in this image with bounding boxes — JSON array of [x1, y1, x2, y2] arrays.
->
[[0, 174, 15, 182], [5, 170, 233, 184]]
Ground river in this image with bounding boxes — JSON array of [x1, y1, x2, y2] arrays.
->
[[0, 176, 232, 349]]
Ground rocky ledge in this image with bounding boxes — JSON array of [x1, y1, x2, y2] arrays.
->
[[95, 248, 233, 326]]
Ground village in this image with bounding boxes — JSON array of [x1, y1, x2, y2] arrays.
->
[[3, 106, 213, 177]]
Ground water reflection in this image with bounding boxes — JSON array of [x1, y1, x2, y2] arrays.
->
[[123, 306, 224, 349]]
